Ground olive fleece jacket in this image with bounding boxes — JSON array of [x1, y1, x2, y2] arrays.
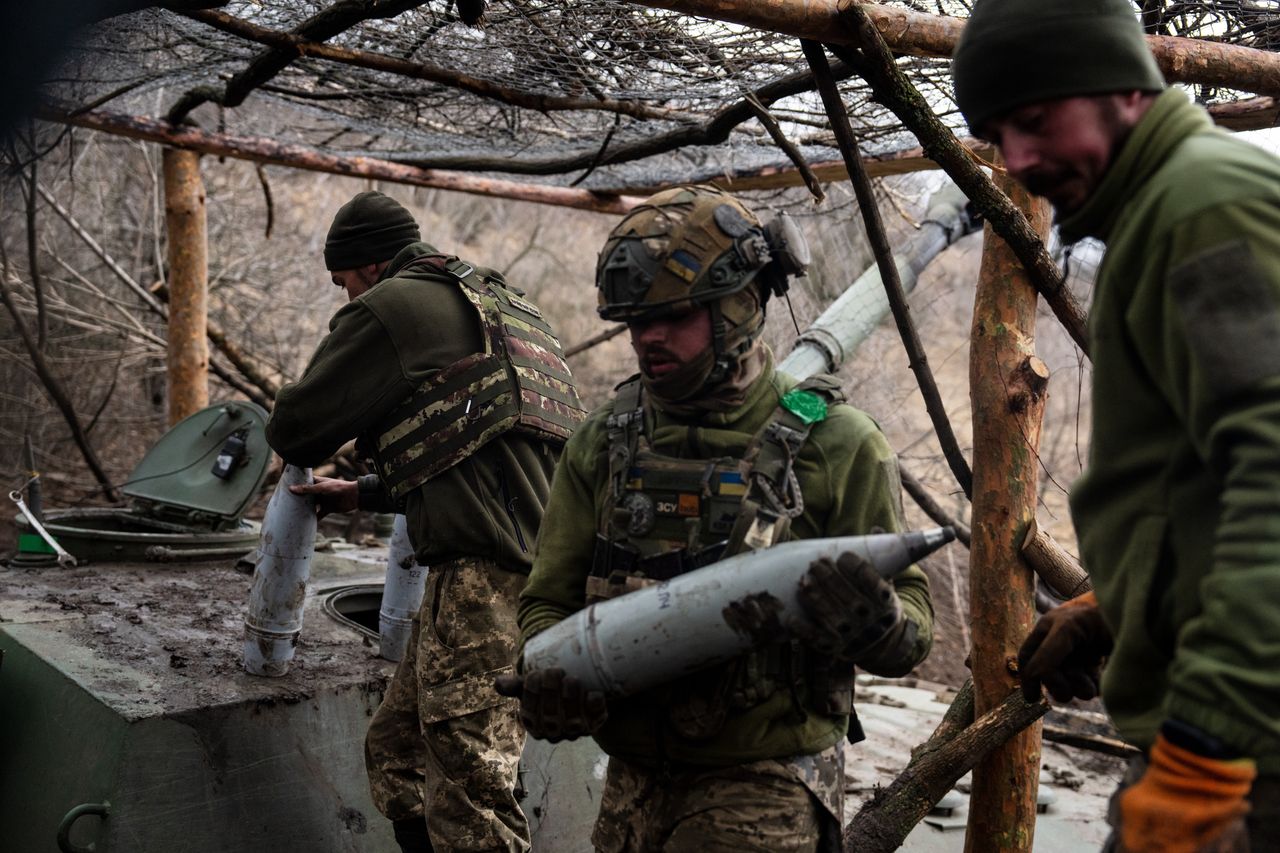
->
[[266, 241, 558, 573], [518, 363, 934, 766], [1061, 89, 1280, 770]]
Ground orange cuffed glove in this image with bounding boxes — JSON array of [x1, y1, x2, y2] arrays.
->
[[1119, 732, 1256, 853]]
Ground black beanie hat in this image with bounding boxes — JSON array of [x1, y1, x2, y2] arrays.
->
[[323, 191, 421, 271], [952, 0, 1166, 133]]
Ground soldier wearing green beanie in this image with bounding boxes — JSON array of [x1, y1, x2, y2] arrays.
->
[[266, 190, 586, 852], [953, 2, 1280, 850]]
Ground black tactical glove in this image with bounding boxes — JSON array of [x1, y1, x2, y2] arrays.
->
[[1017, 590, 1113, 702], [796, 551, 903, 662], [494, 667, 608, 743]]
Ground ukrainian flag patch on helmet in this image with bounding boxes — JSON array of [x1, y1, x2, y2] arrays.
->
[[664, 249, 702, 283]]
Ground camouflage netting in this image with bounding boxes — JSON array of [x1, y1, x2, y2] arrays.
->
[[37, 0, 1272, 196]]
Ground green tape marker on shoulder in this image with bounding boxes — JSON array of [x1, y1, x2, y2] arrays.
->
[[780, 388, 828, 425]]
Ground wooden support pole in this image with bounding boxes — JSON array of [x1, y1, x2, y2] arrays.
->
[[965, 162, 1052, 852], [163, 148, 209, 425]]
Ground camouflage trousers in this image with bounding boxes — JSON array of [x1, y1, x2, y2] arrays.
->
[[591, 745, 844, 853], [1102, 755, 1280, 852], [365, 556, 530, 853]]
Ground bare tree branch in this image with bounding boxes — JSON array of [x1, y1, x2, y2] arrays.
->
[[803, 39, 973, 498]]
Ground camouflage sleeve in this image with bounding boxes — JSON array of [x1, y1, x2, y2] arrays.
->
[[815, 408, 935, 675], [515, 413, 608, 657], [266, 300, 416, 467]]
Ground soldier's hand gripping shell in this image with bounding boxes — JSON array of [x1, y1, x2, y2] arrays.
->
[[494, 667, 607, 743], [796, 551, 903, 661], [1017, 590, 1113, 702]]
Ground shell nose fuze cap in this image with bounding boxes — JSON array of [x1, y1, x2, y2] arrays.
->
[[951, 0, 1166, 134], [323, 190, 422, 271]]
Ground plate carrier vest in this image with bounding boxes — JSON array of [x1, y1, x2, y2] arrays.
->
[[590, 373, 865, 741], [371, 255, 587, 500]]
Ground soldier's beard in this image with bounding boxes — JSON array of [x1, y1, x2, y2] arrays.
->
[[643, 336, 767, 415]]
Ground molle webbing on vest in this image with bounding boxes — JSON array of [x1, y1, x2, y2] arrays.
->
[[594, 374, 846, 578], [373, 255, 587, 499]]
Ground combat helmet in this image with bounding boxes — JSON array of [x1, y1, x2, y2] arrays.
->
[[596, 185, 809, 322], [596, 186, 810, 386]]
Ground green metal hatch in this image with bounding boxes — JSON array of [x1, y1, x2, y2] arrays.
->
[[122, 401, 271, 529]]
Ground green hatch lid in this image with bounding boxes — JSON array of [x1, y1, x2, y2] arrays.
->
[[123, 401, 272, 528]]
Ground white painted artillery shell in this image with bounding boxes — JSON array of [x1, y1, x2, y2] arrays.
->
[[521, 528, 954, 697], [243, 465, 317, 676], [378, 513, 428, 661]]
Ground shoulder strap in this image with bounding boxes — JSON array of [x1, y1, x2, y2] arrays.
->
[[724, 376, 842, 554], [604, 377, 645, 517]]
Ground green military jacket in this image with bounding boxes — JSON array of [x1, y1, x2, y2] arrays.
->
[[518, 359, 934, 766], [266, 241, 558, 573], [1061, 89, 1280, 770]]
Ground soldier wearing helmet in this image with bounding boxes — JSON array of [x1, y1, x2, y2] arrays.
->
[[500, 186, 935, 851]]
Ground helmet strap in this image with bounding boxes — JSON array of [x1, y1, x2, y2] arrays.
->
[[706, 299, 735, 387]]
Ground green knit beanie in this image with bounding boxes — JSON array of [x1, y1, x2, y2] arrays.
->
[[952, 0, 1165, 133], [323, 191, 421, 271]]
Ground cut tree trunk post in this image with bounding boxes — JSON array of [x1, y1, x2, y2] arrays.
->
[[1021, 518, 1091, 600], [965, 162, 1052, 853], [163, 147, 209, 426]]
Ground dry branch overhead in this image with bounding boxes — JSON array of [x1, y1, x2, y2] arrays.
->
[[605, 93, 1280, 196], [35, 105, 641, 215], [382, 60, 860, 176], [181, 8, 700, 124], [844, 681, 1051, 852], [628, 0, 1280, 98], [166, 0, 432, 124], [802, 39, 973, 498], [742, 95, 825, 203]]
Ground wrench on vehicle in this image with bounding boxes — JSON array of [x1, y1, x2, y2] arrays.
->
[[9, 489, 76, 567]]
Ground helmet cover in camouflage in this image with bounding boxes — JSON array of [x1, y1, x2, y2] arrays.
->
[[596, 186, 772, 322]]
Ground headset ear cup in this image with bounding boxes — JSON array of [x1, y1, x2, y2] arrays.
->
[[763, 212, 811, 279]]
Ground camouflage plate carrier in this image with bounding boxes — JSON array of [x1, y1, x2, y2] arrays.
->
[[372, 255, 587, 500]]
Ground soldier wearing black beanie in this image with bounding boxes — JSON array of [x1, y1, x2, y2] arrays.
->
[[323, 190, 422, 271], [953, 3, 1280, 852], [267, 189, 584, 853]]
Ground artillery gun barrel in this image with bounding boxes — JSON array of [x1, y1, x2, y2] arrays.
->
[[780, 182, 978, 379], [243, 465, 317, 676], [521, 527, 955, 697]]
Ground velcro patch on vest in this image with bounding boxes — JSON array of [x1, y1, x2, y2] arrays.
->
[[652, 493, 701, 518], [505, 292, 544, 319], [716, 471, 747, 496]]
